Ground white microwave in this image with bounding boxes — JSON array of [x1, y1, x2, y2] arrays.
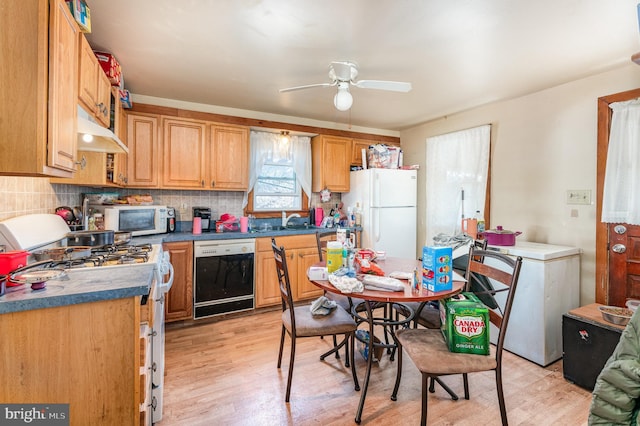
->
[[103, 205, 168, 236]]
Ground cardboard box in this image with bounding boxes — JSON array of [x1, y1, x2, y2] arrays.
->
[[422, 246, 452, 292], [94, 51, 122, 86], [440, 292, 490, 355], [367, 144, 400, 169], [119, 89, 132, 109], [66, 0, 91, 33]]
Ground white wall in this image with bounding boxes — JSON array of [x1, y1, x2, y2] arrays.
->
[[401, 63, 640, 305]]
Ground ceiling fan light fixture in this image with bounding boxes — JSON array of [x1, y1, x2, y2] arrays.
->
[[334, 83, 353, 111]]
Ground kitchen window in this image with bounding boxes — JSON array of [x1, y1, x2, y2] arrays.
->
[[244, 130, 312, 215], [253, 160, 301, 211]]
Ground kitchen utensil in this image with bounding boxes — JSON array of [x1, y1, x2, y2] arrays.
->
[[478, 226, 522, 246], [11, 268, 66, 291], [0, 274, 6, 296], [55, 206, 75, 223], [67, 230, 115, 246], [32, 246, 92, 261], [114, 231, 132, 245], [599, 305, 633, 326], [72, 206, 83, 224]]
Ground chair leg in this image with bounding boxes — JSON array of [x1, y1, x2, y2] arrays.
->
[[431, 377, 459, 401], [277, 325, 285, 368], [421, 374, 429, 426], [332, 335, 341, 359], [495, 369, 508, 426], [350, 332, 360, 391], [391, 338, 402, 401], [463, 373, 470, 400], [344, 333, 350, 368], [320, 335, 348, 360], [285, 336, 296, 402]]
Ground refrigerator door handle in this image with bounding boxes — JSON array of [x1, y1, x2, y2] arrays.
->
[[373, 208, 380, 243]]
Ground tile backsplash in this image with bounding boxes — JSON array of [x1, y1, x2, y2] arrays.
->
[[0, 176, 343, 223]]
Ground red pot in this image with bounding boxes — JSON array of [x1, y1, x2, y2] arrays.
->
[[478, 226, 522, 246]]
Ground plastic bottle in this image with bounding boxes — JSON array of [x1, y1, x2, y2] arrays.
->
[[475, 210, 485, 234], [355, 202, 362, 227], [94, 213, 104, 231]]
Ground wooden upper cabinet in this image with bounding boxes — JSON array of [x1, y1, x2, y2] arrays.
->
[[161, 117, 207, 188], [0, 0, 79, 177], [209, 124, 249, 190], [311, 135, 351, 192], [127, 112, 160, 187], [78, 34, 110, 127], [47, 0, 79, 173]]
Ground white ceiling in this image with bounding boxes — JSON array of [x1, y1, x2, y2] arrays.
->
[[86, 0, 640, 133]]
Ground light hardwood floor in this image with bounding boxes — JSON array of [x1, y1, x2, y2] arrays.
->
[[163, 308, 593, 425]]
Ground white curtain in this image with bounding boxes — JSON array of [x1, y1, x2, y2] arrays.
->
[[425, 125, 490, 245], [602, 99, 640, 224], [243, 131, 312, 208]]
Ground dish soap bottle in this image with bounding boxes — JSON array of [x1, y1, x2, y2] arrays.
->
[[475, 210, 485, 234]]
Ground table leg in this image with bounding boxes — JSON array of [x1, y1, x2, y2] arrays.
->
[[355, 301, 374, 424]]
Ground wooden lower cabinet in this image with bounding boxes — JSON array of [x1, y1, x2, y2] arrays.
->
[[255, 235, 323, 307], [164, 241, 194, 321], [0, 297, 143, 425]]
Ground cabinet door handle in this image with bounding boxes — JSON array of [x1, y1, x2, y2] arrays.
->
[[211, 180, 215, 187], [201, 180, 205, 187], [74, 155, 87, 170]]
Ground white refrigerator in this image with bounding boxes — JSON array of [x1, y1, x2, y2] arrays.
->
[[342, 169, 417, 259]]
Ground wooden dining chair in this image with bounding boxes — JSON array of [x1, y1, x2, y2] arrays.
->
[[315, 230, 361, 312], [272, 238, 360, 402], [393, 238, 489, 399], [391, 246, 523, 426]]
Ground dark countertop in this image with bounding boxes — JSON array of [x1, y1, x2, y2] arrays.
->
[[0, 226, 360, 314], [0, 263, 155, 315], [136, 225, 361, 245]]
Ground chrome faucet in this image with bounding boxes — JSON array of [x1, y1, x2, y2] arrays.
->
[[282, 211, 301, 227]]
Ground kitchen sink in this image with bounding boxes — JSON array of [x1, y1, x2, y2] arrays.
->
[[254, 224, 316, 233], [276, 224, 314, 231]]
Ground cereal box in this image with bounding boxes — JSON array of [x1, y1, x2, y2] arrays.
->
[[422, 246, 452, 292], [66, 0, 91, 33], [440, 292, 490, 355], [94, 51, 122, 87]]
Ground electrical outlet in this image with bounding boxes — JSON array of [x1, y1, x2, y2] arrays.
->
[[566, 190, 591, 205]]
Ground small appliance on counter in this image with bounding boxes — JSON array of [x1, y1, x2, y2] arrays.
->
[[193, 207, 212, 232], [166, 207, 176, 232]]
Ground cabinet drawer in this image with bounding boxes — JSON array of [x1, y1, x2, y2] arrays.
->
[[256, 234, 316, 251]]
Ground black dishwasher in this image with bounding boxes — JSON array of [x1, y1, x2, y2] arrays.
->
[[193, 239, 255, 319]]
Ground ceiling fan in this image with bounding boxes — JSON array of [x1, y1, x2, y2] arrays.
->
[[279, 61, 412, 111]]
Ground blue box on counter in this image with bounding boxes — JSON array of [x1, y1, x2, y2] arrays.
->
[[422, 246, 452, 292]]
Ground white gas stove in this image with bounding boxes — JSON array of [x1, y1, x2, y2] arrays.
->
[[0, 213, 173, 423]]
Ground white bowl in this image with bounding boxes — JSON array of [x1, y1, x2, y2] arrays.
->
[[626, 299, 640, 312]]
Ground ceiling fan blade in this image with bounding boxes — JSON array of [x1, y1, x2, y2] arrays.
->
[[279, 83, 334, 93], [352, 80, 412, 92]]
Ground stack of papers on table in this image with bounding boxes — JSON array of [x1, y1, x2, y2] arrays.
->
[[362, 276, 405, 292]]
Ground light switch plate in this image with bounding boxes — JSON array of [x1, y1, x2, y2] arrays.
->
[[566, 190, 591, 205]]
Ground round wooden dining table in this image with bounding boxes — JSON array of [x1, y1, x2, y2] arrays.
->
[[308, 257, 464, 424]]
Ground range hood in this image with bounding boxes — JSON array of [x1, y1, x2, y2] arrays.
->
[[77, 107, 129, 154]]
